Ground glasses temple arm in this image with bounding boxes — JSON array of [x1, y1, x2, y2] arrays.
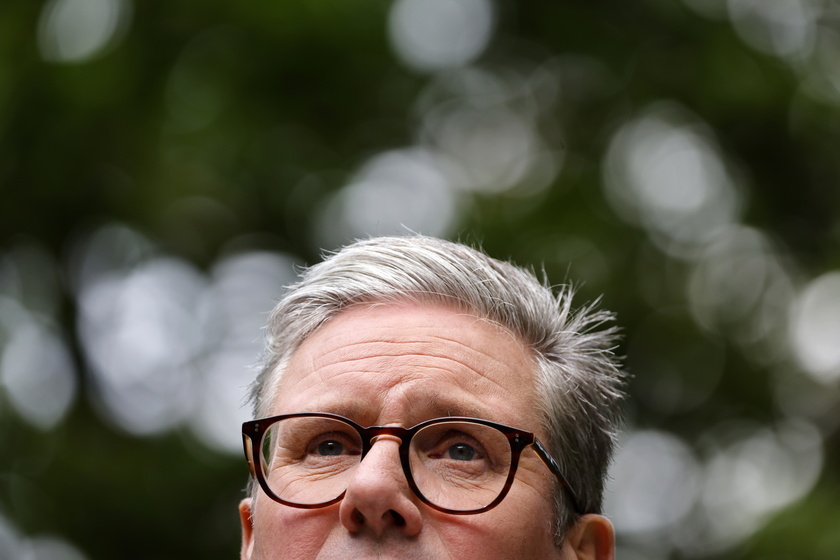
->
[[532, 438, 584, 515]]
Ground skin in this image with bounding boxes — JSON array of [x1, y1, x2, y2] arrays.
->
[[240, 303, 614, 560]]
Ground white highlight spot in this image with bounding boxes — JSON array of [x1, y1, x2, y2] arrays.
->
[[604, 103, 740, 257], [38, 0, 131, 63], [790, 271, 840, 383], [606, 430, 701, 534], [314, 148, 460, 250], [0, 322, 77, 430], [388, 0, 493, 72]]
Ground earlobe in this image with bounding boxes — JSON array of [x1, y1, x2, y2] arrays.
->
[[565, 514, 615, 560], [239, 498, 255, 560]]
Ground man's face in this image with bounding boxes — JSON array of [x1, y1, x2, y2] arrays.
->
[[239, 303, 569, 559]]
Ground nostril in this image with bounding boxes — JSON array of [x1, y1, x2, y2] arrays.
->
[[349, 508, 405, 528], [388, 510, 406, 527], [352, 510, 366, 526]]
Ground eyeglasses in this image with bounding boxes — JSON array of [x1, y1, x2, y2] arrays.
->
[[242, 412, 582, 515]]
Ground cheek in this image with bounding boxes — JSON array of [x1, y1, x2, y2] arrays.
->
[[252, 501, 338, 560], [431, 491, 559, 558]]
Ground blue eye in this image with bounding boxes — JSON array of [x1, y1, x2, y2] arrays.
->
[[447, 444, 476, 461], [317, 441, 344, 456]]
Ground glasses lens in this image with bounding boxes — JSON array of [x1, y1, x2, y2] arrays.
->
[[260, 416, 363, 506], [409, 421, 512, 512]]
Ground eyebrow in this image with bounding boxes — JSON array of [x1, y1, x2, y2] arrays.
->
[[298, 395, 492, 427], [419, 395, 491, 420], [299, 400, 376, 423]]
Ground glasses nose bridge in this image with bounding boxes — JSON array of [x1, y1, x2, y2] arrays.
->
[[363, 425, 410, 449]]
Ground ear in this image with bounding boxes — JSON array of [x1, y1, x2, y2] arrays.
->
[[239, 498, 255, 560], [564, 514, 615, 560]]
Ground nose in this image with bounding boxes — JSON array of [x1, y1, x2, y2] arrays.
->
[[338, 435, 423, 537]]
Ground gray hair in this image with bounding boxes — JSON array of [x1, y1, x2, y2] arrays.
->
[[248, 235, 625, 540]]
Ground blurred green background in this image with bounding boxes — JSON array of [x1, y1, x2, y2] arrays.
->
[[1, 0, 839, 558]]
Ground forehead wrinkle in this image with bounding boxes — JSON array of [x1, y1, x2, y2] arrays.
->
[[309, 333, 529, 374], [417, 333, 538, 400], [425, 332, 534, 377], [310, 335, 468, 361], [280, 364, 506, 423], [310, 352, 523, 400], [288, 344, 537, 416]]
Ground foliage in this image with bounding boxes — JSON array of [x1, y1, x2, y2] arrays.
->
[[1, 1, 839, 558]]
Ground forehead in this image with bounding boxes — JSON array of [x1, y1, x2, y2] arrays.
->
[[270, 303, 540, 428]]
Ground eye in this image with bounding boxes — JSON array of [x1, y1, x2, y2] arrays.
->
[[447, 443, 477, 461], [316, 440, 345, 456]]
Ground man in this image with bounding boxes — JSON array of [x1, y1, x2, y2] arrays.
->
[[239, 236, 624, 559]]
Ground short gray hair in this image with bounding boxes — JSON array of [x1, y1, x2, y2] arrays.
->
[[248, 235, 625, 540]]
